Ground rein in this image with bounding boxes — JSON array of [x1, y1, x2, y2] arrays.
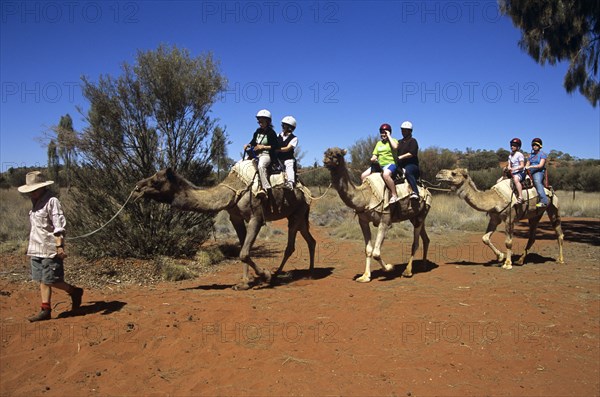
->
[[67, 189, 136, 241]]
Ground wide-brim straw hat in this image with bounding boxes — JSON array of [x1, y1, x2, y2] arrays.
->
[[17, 171, 54, 193]]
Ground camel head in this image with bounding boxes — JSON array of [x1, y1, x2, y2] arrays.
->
[[323, 147, 348, 170], [134, 168, 182, 204], [435, 168, 470, 190]]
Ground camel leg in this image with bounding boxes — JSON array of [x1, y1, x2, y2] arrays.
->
[[228, 213, 247, 246], [235, 216, 271, 290], [546, 201, 565, 264], [274, 220, 300, 276], [420, 222, 430, 266], [299, 219, 317, 276], [404, 219, 424, 278], [372, 222, 393, 273], [516, 214, 543, 265], [482, 214, 505, 264], [502, 213, 515, 270], [356, 219, 374, 283]]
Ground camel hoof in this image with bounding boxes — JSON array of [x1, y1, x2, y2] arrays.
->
[[402, 271, 413, 278], [232, 283, 251, 291], [501, 263, 513, 270], [355, 275, 371, 283], [261, 269, 272, 284], [383, 263, 394, 272]]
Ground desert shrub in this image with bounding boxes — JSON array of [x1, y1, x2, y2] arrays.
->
[[0, 188, 37, 246], [470, 168, 504, 190], [69, 45, 226, 259], [419, 147, 458, 183], [298, 167, 330, 187]]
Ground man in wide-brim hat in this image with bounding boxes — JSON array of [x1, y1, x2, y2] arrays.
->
[[19, 171, 83, 322]]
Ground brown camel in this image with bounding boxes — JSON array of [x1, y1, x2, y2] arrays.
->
[[435, 168, 564, 269], [323, 147, 431, 282], [134, 161, 316, 290]]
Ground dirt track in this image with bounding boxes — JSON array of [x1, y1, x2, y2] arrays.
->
[[1, 217, 599, 396]]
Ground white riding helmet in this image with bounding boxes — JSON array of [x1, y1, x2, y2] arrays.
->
[[401, 121, 413, 130], [281, 116, 297, 128], [256, 109, 272, 119]]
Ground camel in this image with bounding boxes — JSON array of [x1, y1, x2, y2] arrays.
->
[[133, 161, 316, 290], [323, 147, 431, 282], [435, 168, 564, 269]]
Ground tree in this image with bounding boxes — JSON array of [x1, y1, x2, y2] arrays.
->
[[419, 147, 458, 182], [500, 0, 600, 106], [210, 126, 232, 182], [71, 44, 226, 258], [348, 135, 379, 181], [56, 114, 78, 189], [47, 140, 59, 183]]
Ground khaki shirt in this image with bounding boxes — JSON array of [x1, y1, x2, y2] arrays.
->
[[27, 191, 66, 258]]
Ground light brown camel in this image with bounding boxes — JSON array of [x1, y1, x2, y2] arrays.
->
[[323, 147, 431, 282], [134, 162, 316, 290], [435, 168, 564, 269]]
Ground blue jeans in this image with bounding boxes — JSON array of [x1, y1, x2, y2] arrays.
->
[[531, 170, 548, 205], [403, 164, 420, 197]]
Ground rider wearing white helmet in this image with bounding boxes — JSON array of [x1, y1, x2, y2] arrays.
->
[[244, 109, 280, 198], [278, 116, 299, 189], [397, 120, 421, 201]]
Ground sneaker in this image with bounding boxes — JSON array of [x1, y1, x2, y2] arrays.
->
[[28, 309, 51, 322], [409, 193, 419, 201], [536, 202, 547, 208], [388, 196, 400, 204], [70, 287, 83, 310]]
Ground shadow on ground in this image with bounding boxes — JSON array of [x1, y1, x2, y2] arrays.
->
[[448, 253, 557, 267], [56, 300, 127, 318], [356, 260, 439, 282], [513, 219, 599, 246]]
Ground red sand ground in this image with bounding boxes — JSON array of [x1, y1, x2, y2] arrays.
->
[[1, 217, 599, 396]]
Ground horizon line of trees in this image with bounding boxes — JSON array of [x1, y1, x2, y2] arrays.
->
[[2, 144, 599, 193]]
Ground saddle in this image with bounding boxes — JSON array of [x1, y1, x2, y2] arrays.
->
[[231, 160, 311, 203], [491, 178, 551, 209], [363, 174, 431, 211]]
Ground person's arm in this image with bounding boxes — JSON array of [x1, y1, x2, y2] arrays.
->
[[279, 137, 298, 153], [398, 139, 417, 160], [49, 197, 67, 259], [387, 133, 398, 150], [537, 157, 546, 169]]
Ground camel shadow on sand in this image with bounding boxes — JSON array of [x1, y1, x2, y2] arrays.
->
[[183, 242, 334, 291], [182, 267, 335, 291], [448, 253, 557, 268], [358, 260, 439, 282], [56, 300, 127, 318], [513, 219, 600, 246]]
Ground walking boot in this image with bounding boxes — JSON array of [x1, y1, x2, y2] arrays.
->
[[28, 309, 51, 322]]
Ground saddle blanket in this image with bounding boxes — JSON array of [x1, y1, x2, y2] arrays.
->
[[231, 160, 312, 204], [491, 178, 553, 208], [363, 174, 432, 210]]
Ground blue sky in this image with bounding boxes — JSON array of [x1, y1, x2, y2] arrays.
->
[[1, 0, 599, 172]]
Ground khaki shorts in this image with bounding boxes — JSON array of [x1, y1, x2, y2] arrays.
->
[[31, 256, 64, 284]]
